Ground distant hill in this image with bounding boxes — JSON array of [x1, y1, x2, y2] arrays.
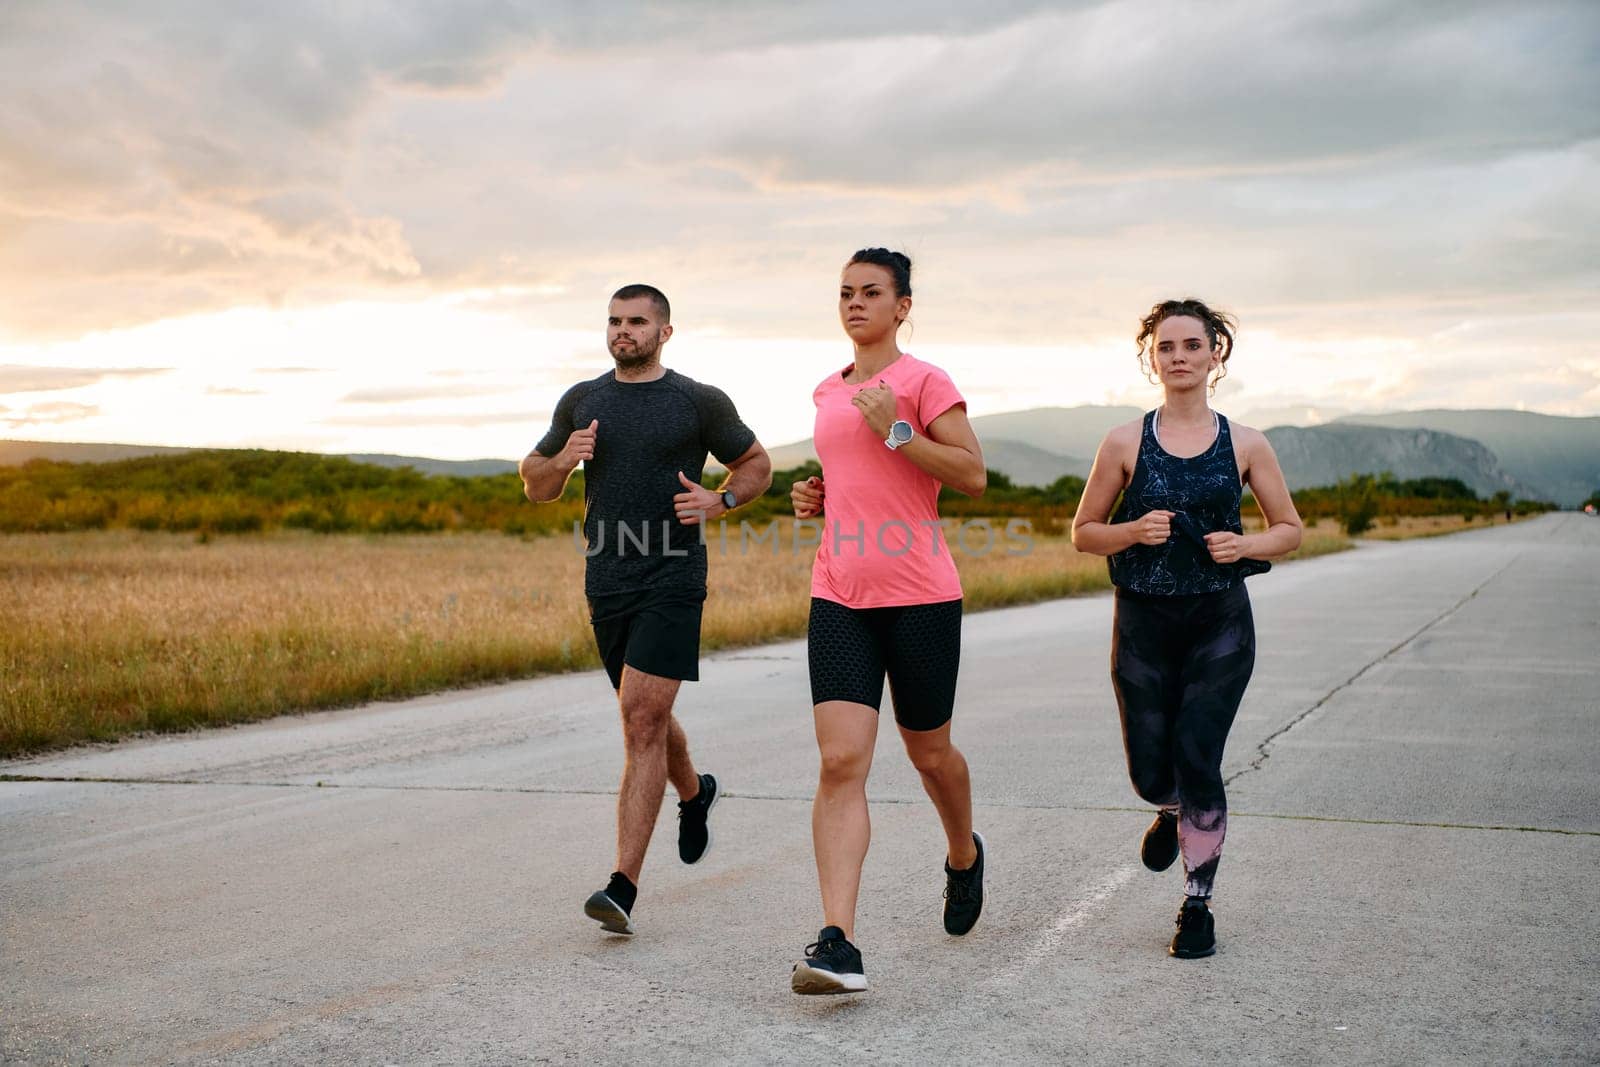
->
[[0, 440, 516, 479], [764, 434, 1087, 487], [761, 439, 822, 471], [1335, 410, 1599, 505], [762, 404, 1558, 497], [0, 440, 193, 465], [8, 403, 1595, 502], [1263, 425, 1530, 498], [969, 405, 1143, 460], [341, 453, 517, 478], [762, 405, 1127, 486], [970, 440, 1087, 487]]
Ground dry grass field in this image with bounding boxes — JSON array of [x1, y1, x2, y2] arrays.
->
[[1, 520, 1351, 757], [1357, 513, 1528, 539]]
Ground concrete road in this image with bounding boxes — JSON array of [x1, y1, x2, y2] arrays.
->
[[3, 513, 1597, 1065]]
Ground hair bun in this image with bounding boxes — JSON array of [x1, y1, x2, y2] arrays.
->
[[847, 247, 914, 298]]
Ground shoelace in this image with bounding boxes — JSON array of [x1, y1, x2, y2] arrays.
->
[[804, 937, 847, 961], [945, 868, 980, 904], [1177, 904, 1208, 930]]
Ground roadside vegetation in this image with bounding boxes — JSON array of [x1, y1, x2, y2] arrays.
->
[[1293, 473, 1556, 535], [0, 449, 1550, 757], [0, 450, 1558, 536], [1, 521, 1350, 758]]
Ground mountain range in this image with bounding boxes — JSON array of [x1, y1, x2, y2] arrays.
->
[[760, 406, 1598, 504], [1333, 410, 1600, 507], [0, 440, 520, 479], [4, 407, 1596, 504]]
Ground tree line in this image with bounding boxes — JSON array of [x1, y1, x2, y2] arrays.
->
[[0, 450, 1557, 536]]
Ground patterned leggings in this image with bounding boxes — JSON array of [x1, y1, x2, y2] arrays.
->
[[1110, 583, 1256, 898]]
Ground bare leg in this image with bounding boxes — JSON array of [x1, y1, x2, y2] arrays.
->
[[899, 721, 977, 869], [614, 667, 682, 882], [665, 714, 700, 801], [812, 701, 878, 941]]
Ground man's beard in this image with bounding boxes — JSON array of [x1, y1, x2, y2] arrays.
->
[[609, 335, 660, 368]]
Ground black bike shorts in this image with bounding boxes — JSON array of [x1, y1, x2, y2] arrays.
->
[[807, 596, 962, 732]]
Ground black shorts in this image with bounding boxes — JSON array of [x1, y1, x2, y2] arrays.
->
[[807, 596, 963, 732], [588, 588, 706, 691]]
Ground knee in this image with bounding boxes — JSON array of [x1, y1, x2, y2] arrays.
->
[[818, 746, 870, 788], [1172, 732, 1227, 802], [907, 739, 957, 778], [620, 701, 669, 748], [1130, 766, 1175, 806], [1174, 771, 1226, 814]]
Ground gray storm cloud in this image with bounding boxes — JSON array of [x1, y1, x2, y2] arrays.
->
[[0, 0, 1595, 358]]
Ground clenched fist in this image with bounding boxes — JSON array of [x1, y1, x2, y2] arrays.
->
[[674, 470, 723, 526], [791, 475, 825, 519], [1130, 509, 1174, 546], [1204, 531, 1248, 564], [850, 383, 897, 438], [560, 419, 598, 466]]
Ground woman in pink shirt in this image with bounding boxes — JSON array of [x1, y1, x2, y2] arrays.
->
[[787, 248, 989, 996]]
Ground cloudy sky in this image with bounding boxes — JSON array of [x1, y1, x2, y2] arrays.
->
[[2, 1, 1596, 459]]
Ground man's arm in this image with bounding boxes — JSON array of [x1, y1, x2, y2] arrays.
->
[[676, 382, 771, 523], [520, 418, 596, 503], [673, 440, 773, 525], [519, 452, 575, 503], [719, 439, 773, 509]]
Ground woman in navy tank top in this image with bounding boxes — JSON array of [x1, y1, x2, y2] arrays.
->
[[1072, 299, 1303, 959]]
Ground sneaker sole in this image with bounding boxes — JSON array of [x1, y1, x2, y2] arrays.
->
[[681, 777, 720, 866], [1142, 816, 1179, 872], [1169, 942, 1216, 959], [791, 963, 867, 995], [584, 892, 634, 936]]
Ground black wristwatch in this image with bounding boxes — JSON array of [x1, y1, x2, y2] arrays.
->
[[721, 488, 737, 511]]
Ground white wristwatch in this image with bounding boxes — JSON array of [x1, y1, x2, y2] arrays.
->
[[885, 420, 914, 450]]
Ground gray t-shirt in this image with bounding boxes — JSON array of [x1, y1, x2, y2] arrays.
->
[[536, 368, 756, 597]]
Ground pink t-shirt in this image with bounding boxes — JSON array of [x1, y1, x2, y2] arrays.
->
[[809, 353, 967, 609]]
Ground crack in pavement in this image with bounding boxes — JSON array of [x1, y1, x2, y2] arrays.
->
[[1224, 552, 1523, 789], [5, 774, 1593, 836]]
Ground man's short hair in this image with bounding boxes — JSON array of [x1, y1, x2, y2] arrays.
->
[[611, 284, 670, 324]]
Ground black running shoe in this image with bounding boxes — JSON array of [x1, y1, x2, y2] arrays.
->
[[943, 831, 986, 936], [584, 872, 635, 936], [677, 772, 719, 865], [1142, 809, 1179, 872], [791, 926, 867, 995], [1169, 897, 1216, 958]]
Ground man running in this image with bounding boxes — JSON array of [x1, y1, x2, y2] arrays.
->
[[520, 283, 772, 935]]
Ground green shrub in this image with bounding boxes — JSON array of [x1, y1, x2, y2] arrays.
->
[[1336, 473, 1380, 536]]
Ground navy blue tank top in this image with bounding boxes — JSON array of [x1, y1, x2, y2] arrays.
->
[[1107, 410, 1270, 596]]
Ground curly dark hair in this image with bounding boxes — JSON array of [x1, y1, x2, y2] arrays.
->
[[1135, 298, 1236, 394]]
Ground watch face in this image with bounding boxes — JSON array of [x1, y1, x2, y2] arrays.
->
[[891, 420, 914, 443]]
